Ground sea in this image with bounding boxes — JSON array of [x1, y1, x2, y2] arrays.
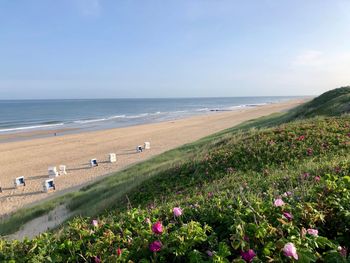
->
[[0, 97, 301, 135]]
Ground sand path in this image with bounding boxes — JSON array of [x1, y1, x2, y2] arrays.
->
[[0, 99, 305, 217]]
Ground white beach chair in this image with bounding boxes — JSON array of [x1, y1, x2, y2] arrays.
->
[[136, 145, 143, 153], [48, 166, 59, 177], [144, 141, 151, 150], [43, 179, 56, 192], [109, 153, 117, 163], [90, 159, 98, 167], [59, 165, 67, 175], [14, 176, 26, 188]]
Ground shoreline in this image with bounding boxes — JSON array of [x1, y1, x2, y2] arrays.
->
[[0, 99, 307, 218], [0, 97, 308, 144]]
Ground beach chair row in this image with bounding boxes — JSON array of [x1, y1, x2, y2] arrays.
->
[[1, 142, 151, 194]]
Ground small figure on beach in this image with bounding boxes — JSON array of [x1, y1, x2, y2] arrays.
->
[[54, 133, 57, 136]]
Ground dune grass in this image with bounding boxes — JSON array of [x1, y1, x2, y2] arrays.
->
[[0, 87, 349, 262], [1, 86, 349, 236], [0, 114, 349, 262], [0, 106, 296, 237]]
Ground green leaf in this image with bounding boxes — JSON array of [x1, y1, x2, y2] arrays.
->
[[218, 242, 231, 258], [323, 251, 347, 263], [297, 249, 317, 263]]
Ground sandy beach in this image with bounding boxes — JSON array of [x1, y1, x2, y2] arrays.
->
[[0, 99, 305, 217]]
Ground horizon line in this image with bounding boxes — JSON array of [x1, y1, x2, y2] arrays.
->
[[0, 95, 314, 101]]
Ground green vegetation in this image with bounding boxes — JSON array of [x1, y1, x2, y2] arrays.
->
[[0, 87, 349, 262], [0, 194, 74, 237], [288, 86, 350, 120]]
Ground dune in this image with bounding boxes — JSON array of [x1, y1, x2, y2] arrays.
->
[[0, 99, 306, 218]]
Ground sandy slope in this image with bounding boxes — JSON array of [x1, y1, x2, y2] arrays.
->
[[0, 99, 305, 217]]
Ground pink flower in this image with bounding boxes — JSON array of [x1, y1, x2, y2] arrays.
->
[[241, 249, 256, 262], [338, 246, 347, 257], [173, 207, 182, 217], [152, 221, 163, 234], [283, 242, 298, 260], [145, 218, 151, 224], [149, 240, 162, 252], [303, 172, 310, 179], [274, 198, 285, 207], [297, 135, 305, 141], [307, 228, 318, 236], [283, 191, 292, 197], [93, 256, 101, 263], [283, 212, 293, 221], [206, 250, 213, 257], [117, 248, 122, 256], [314, 176, 321, 182], [92, 219, 98, 227], [307, 148, 313, 156]]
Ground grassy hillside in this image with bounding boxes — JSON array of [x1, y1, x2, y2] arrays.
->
[[0, 87, 349, 262], [288, 86, 350, 119]]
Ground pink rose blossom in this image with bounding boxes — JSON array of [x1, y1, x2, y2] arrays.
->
[[314, 176, 321, 182], [149, 240, 162, 252], [241, 249, 256, 262], [274, 198, 285, 207], [283, 242, 298, 260], [206, 250, 213, 257], [152, 221, 163, 234], [307, 228, 318, 236], [283, 212, 293, 221], [297, 135, 305, 141], [307, 148, 313, 156], [173, 207, 183, 217], [93, 256, 101, 263], [338, 246, 347, 257], [92, 219, 98, 227], [303, 172, 310, 179], [283, 191, 292, 197]]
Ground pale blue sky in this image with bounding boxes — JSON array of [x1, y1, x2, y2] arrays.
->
[[1, 0, 350, 99]]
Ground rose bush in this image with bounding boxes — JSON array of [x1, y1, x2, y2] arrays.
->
[[0, 117, 349, 262]]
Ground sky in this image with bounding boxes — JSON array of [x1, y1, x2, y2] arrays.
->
[[0, 0, 350, 99]]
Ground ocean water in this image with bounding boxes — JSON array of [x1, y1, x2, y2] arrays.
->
[[0, 97, 300, 134]]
